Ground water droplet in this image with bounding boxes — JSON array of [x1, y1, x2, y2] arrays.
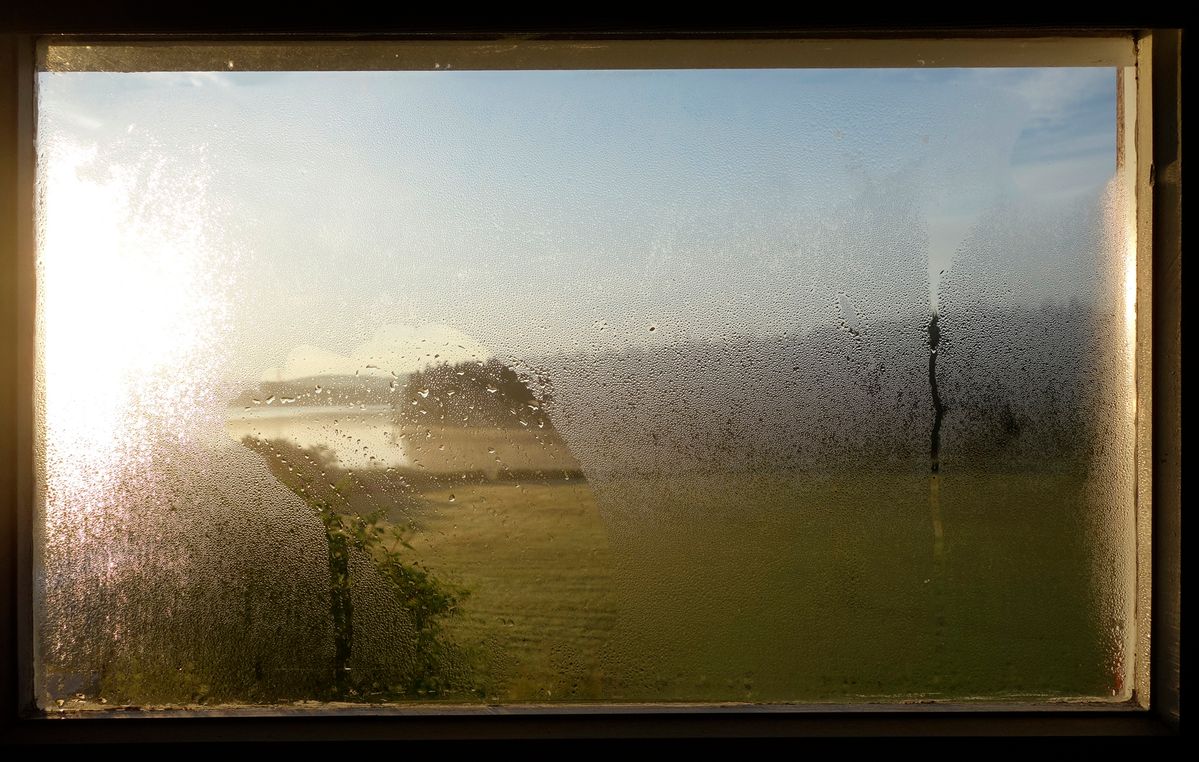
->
[[448, 493, 456, 502]]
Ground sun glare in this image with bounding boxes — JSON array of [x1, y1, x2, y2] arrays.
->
[[37, 142, 231, 520]]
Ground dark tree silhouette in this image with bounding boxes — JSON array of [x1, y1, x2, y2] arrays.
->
[[238, 435, 469, 698]]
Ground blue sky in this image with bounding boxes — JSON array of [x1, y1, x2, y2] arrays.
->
[[38, 67, 1118, 383]]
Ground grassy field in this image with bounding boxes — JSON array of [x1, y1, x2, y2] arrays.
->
[[43, 438, 1122, 707], [392, 466, 1120, 703], [402, 481, 616, 702]]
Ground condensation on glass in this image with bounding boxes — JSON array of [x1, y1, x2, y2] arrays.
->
[[32, 41, 1140, 710]]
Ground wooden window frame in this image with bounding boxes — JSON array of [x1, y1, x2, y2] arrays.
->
[[0, 18, 1180, 741]]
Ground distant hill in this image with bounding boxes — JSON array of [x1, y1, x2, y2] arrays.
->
[[229, 373, 406, 409], [517, 301, 1124, 476], [229, 301, 1126, 476]]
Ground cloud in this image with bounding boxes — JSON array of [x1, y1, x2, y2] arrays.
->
[[1008, 68, 1114, 125], [965, 68, 1114, 128], [260, 323, 492, 381]]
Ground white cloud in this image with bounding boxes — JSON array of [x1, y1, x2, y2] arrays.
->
[[260, 322, 492, 381], [967, 68, 1114, 127]]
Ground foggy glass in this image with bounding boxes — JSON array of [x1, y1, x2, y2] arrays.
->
[[34, 63, 1136, 708]]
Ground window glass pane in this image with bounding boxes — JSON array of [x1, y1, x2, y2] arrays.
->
[[34, 60, 1136, 708]]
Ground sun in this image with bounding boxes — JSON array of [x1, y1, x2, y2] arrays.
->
[[37, 141, 231, 518]]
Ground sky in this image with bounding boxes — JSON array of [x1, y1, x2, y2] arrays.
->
[[36, 66, 1120, 387]]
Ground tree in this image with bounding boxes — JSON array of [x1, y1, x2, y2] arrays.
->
[[238, 435, 469, 698]]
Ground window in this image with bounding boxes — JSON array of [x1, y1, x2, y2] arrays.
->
[[1, 24, 1180, 740]]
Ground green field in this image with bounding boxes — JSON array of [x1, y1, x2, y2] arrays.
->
[[392, 466, 1120, 703], [201, 358, 1128, 703], [42, 441, 1124, 708]]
